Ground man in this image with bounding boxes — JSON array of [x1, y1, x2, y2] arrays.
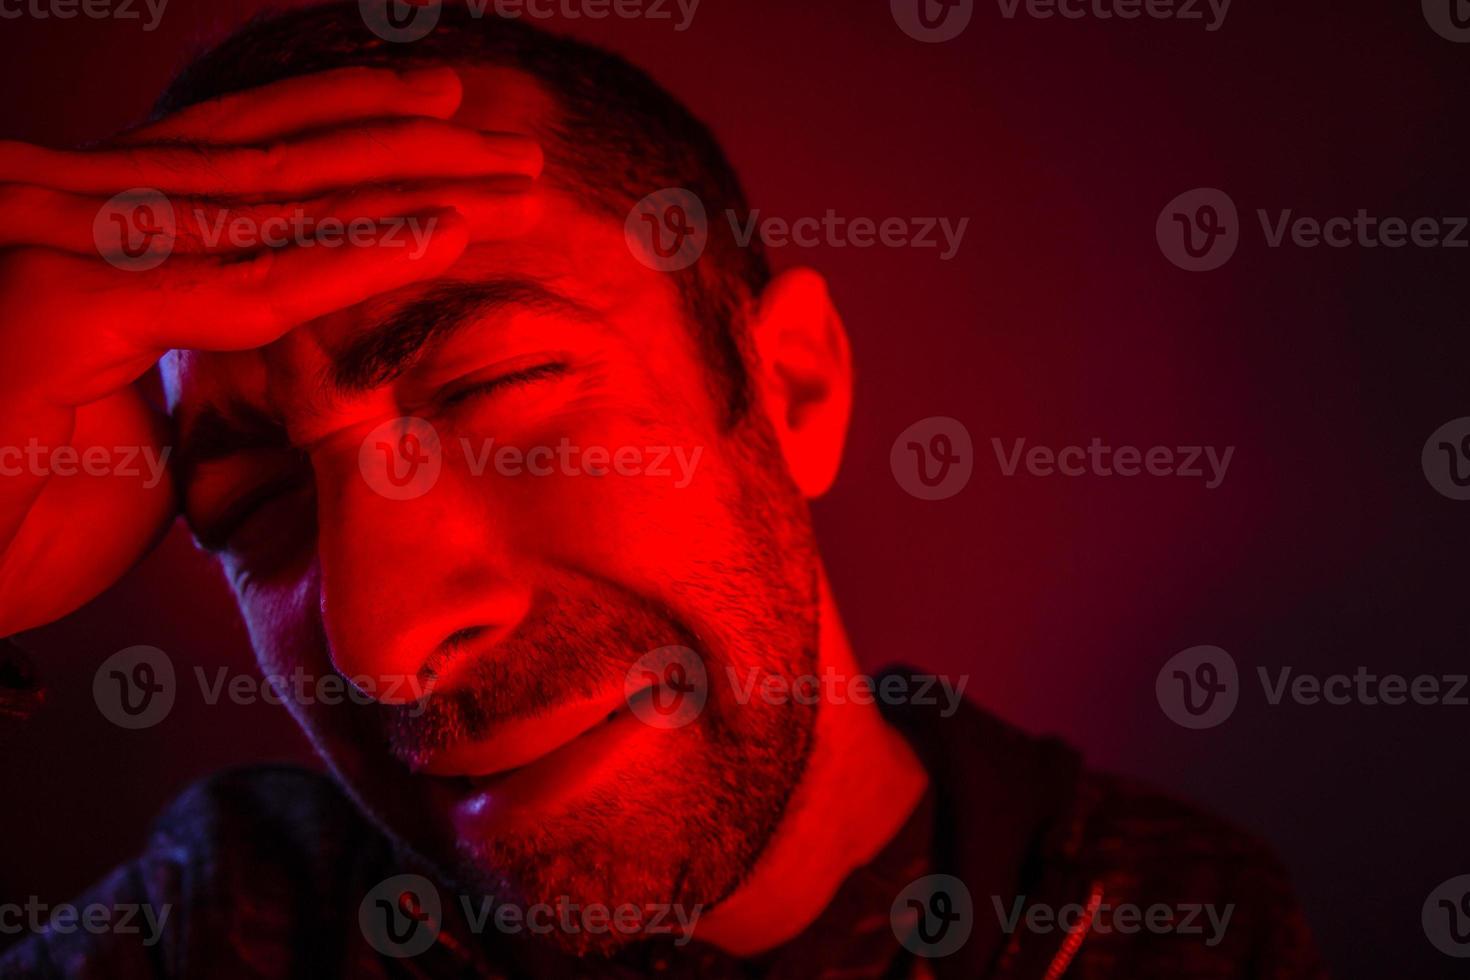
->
[[0, 4, 1324, 976]]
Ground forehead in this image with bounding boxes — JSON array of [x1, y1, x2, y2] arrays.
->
[[161, 64, 691, 422]]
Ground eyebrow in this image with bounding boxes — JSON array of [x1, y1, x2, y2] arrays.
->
[[174, 277, 594, 493]]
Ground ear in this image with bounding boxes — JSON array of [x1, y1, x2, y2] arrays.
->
[[748, 268, 852, 499]]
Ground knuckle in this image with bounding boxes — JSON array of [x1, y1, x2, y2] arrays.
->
[[254, 142, 290, 182], [388, 116, 443, 144], [0, 246, 61, 285]]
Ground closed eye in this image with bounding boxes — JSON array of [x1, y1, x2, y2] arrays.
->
[[192, 461, 311, 554], [436, 361, 569, 410]]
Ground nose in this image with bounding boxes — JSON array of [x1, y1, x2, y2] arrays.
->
[[313, 434, 532, 701]]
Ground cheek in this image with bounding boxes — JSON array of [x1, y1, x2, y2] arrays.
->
[[486, 433, 744, 595], [230, 556, 331, 684]]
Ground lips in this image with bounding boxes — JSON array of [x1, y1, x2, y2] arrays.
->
[[415, 685, 643, 781]]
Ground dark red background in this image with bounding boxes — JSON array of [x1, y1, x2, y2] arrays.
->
[[3, 1, 1467, 975]]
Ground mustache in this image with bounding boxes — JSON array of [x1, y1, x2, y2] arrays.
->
[[377, 585, 695, 770]]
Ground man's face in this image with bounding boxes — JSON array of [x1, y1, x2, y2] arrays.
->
[[159, 67, 820, 953]]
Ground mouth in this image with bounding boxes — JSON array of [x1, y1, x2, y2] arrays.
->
[[412, 684, 669, 832], [416, 684, 651, 784], [429, 681, 664, 834]]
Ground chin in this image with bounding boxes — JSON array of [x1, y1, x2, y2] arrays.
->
[[434, 698, 815, 957]]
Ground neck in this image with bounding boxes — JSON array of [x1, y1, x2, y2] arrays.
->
[[694, 571, 929, 955]]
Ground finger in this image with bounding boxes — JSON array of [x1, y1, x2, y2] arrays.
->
[[0, 386, 176, 636], [141, 207, 472, 351], [114, 66, 465, 147], [0, 210, 469, 404], [0, 120, 543, 196], [0, 180, 540, 256]]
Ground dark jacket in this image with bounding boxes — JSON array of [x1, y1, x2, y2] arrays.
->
[[0, 675, 1326, 978]]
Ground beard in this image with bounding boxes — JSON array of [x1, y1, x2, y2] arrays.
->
[[353, 423, 823, 957], [380, 579, 818, 957]]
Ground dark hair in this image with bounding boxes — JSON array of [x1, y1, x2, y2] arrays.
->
[[155, 1, 769, 421]]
